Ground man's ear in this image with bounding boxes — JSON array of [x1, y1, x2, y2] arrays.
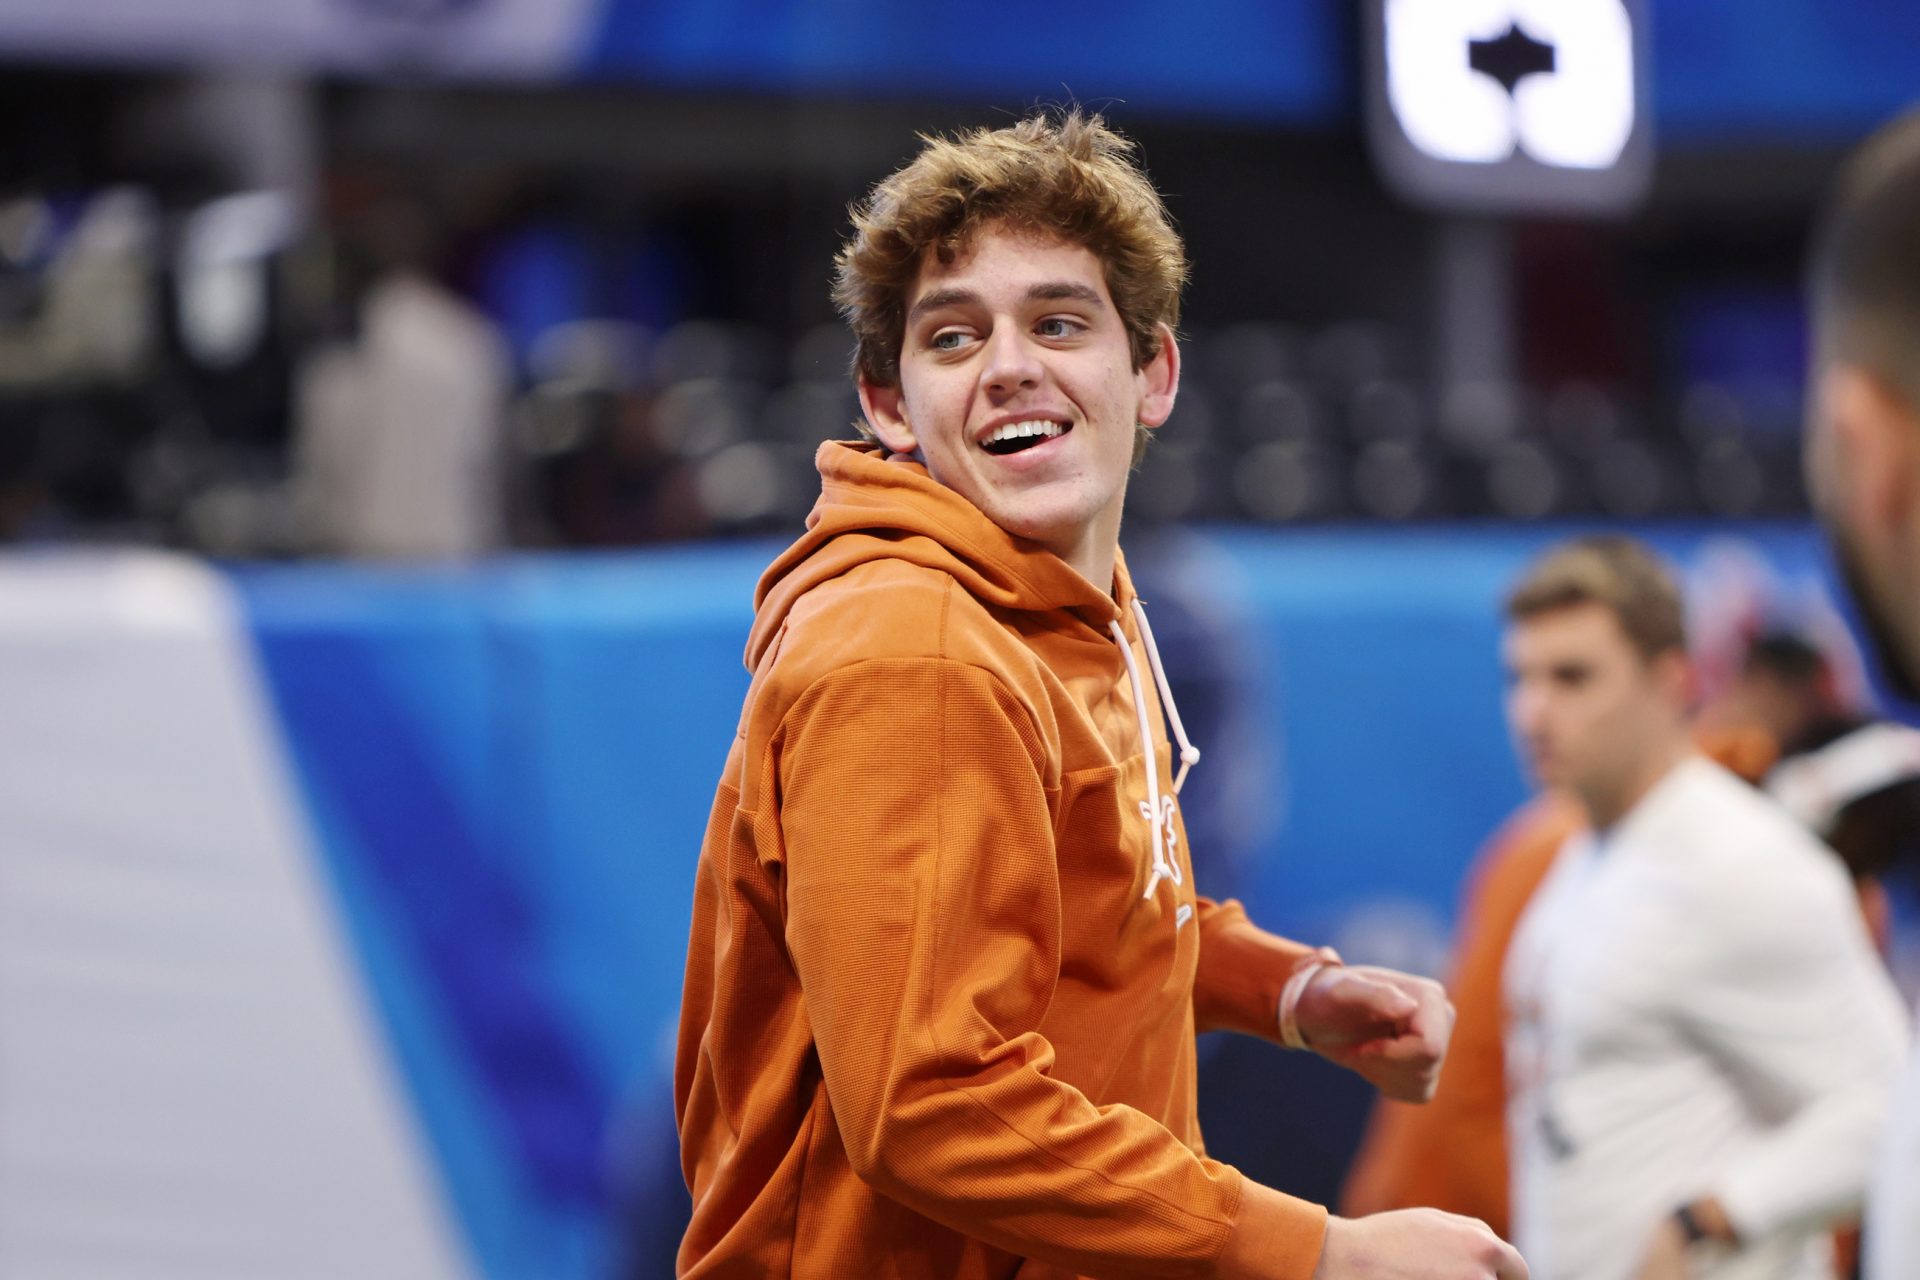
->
[[857, 375, 917, 456], [1826, 364, 1920, 534], [1654, 649, 1696, 715], [1136, 322, 1181, 432]]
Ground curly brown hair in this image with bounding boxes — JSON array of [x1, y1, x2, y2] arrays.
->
[[832, 109, 1188, 394]]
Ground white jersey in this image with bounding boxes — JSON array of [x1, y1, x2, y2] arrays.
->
[[1865, 1021, 1920, 1280], [1505, 756, 1909, 1280]]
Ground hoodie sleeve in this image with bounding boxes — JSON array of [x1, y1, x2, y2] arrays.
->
[[1191, 899, 1318, 1042], [779, 657, 1326, 1280]]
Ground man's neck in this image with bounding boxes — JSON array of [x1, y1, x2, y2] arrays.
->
[[1050, 516, 1122, 600], [1581, 735, 1694, 833]]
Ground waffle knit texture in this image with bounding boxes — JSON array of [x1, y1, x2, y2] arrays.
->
[[676, 440, 1328, 1278]]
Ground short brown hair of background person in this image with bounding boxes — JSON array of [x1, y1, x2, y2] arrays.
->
[[1503, 534, 1687, 662]]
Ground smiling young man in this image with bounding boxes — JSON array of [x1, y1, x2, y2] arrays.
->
[[1498, 537, 1907, 1280], [675, 112, 1524, 1280]]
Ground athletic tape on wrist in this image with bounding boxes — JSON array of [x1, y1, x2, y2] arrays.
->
[[1278, 946, 1343, 1051]]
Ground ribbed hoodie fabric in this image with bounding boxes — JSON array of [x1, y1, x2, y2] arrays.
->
[[676, 440, 1328, 1278]]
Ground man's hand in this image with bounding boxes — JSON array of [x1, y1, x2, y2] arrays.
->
[[1628, 1217, 1688, 1280], [1631, 1199, 1734, 1279], [1292, 964, 1454, 1102], [1313, 1210, 1527, 1279]]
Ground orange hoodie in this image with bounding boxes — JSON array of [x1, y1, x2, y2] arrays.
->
[[676, 441, 1330, 1279]]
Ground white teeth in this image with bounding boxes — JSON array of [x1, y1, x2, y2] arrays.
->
[[983, 419, 1066, 446]]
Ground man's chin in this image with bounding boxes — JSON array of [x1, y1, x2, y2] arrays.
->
[[1832, 530, 1920, 706]]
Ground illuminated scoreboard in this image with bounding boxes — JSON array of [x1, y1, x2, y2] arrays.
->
[[1362, 0, 1653, 214]]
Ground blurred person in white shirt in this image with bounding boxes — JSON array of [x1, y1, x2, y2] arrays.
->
[[1499, 536, 1907, 1280], [293, 192, 509, 559]]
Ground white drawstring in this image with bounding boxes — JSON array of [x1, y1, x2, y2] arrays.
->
[[1109, 597, 1202, 901], [1131, 598, 1201, 795]]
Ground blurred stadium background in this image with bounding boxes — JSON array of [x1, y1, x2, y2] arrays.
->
[[2, 2, 1917, 1276]]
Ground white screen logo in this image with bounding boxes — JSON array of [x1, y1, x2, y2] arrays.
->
[[1385, 0, 1636, 170]]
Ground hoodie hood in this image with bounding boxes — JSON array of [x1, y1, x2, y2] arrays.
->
[[747, 440, 1128, 668]]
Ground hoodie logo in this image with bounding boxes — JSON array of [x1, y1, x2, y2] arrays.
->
[[1138, 794, 1185, 903]]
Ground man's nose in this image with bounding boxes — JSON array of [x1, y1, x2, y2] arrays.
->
[[1509, 683, 1548, 736], [980, 324, 1043, 396]]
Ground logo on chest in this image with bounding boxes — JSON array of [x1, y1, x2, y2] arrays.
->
[[1138, 793, 1186, 904]]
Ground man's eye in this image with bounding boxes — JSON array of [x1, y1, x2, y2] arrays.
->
[[1036, 317, 1081, 338], [930, 330, 968, 351]]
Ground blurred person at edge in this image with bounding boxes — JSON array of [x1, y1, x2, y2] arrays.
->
[[1803, 107, 1920, 1280], [1732, 633, 1920, 956], [675, 110, 1525, 1280], [1497, 537, 1906, 1280], [1706, 634, 1857, 763], [1341, 629, 1918, 1249], [291, 190, 510, 559]]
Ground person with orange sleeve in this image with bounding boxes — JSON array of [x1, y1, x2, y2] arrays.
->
[[1342, 793, 1579, 1238], [1341, 725, 1777, 1237], [675, 111, 1526, 1280], [1340, 626, 1909, 1247]]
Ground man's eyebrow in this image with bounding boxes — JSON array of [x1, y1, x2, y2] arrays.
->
[[906, 280, 1108, 324], [1026, 281, 1106, 308], [907, 287, 980, 324]]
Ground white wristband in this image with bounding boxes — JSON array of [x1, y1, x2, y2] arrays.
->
[[1278, 946, 1343, 1051]]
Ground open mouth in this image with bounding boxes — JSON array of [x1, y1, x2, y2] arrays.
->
[[981, 419, 1071, 457]]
